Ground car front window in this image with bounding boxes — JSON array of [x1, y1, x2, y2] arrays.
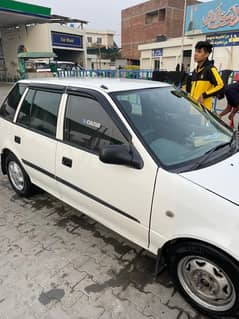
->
[[112, 87, 233, 170]]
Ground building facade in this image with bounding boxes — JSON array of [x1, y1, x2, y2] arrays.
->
[[121, 0, 199, 63], [86, 29, 115, 49], [139, 0, 239, 72], [1, 23, 87, 78]]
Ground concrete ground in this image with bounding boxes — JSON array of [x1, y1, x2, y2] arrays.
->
[[0, 82, 208, 318], [0, 174, 207, 319]]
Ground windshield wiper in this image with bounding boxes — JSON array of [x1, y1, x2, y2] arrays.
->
[[191, 142, 231, 170]]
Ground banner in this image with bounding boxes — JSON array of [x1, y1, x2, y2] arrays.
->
[[52, 32, 83, 49], [185, 0, 239, 35], [206, 31, 239, 47]]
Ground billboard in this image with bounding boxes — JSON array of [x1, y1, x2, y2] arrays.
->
[[185, 0, 239, 35], [52, 32, 83, 49]]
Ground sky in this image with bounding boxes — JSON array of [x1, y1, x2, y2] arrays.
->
[[17, 0, 211, 45]]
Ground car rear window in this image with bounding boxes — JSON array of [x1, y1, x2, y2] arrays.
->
[[0, 84, 26, 122], [17, 88, 61, 138]]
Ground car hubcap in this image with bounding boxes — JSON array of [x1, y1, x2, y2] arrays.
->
[[178, 256, 236, 312], [8, 161, 25, 191]]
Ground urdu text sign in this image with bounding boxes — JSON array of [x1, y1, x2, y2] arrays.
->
[[206, 32, 239, 47], [185, 0, 239, 35]]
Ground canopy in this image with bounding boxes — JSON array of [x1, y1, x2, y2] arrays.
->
[[18, 52, 57, 59]]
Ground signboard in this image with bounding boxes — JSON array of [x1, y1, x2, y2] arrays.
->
[[185, 0, 239, 35], [152, 48, 163, 57], [52, 32, 83, 49], [206, 31, 239, 47]]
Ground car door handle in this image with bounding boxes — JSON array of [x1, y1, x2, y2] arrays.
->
[[14, 136, 21, 144], [62, 157, 72, 168]]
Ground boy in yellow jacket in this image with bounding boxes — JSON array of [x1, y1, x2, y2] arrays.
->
[[190, 41, 224, 111]]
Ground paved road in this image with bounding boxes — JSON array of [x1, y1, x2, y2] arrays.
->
[[0, 83, 207, 319]]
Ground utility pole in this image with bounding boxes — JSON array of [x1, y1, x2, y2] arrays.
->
[[180, 0, 187, 69]]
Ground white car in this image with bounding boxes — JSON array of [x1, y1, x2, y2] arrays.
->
[[0, 78, 239, 318]]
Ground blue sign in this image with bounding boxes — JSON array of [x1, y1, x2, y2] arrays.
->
[[206, 31, 239, 47], [52, 32, 83, 49], [185, 0, 239, 35], [152, 48, 163, 57]]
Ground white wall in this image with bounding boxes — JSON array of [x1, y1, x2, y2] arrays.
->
[[86, 30, 115, 48], [2, 24, 51, 78], [1, 23, 88, 78], [139, 33, 239, 72]]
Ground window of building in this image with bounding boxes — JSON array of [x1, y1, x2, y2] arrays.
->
[[17, 89, 61, 138], [87, 36, 92, 43], [158, 8, 166, 21], [0, 84, 26, 121], [64, 94, 127, 153], [96, 37, 102, 44], [145, 10, 158, 24]]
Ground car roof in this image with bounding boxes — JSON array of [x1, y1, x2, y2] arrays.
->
[[19, 77, 171, 93]]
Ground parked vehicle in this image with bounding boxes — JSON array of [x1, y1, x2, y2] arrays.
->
[[25, 59, 51, 73], [0, 78, 239, 318]]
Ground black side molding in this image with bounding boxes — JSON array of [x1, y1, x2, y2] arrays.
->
[[22, 159, 140, 224]]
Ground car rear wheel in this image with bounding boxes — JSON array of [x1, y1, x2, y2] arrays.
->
[[6, 153, 33, 196], [166, 241, 239, 318]]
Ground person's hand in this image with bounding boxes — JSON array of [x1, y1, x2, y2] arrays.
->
[[198, 95, 204, 104]]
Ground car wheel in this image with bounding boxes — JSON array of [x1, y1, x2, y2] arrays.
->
[[166, 241, 239, 318], [6, 153, 33, 196]]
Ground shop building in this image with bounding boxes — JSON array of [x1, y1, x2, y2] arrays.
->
[[0, 0, 87, 79], [139, 0, 239, 72]]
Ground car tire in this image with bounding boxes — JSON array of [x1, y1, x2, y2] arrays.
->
[[5, 153, 33, 196], [166, 241, 239, 318]]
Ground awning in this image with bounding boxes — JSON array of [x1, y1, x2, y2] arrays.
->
[[0, 0, 51, 28], [18, 52, 57, 59], [0, 1, 88, 28]]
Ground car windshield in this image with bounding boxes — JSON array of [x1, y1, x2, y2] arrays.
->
[[112, 86, 233, 170]]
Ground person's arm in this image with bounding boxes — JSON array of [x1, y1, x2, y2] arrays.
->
[[202, 67, 224, 98]]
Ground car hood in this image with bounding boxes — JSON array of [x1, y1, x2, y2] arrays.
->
[[180, 152, 239, 206]]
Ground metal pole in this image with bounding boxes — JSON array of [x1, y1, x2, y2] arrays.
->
[[180, 0, 187, 69]]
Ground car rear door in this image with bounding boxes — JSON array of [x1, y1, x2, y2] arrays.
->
[[55, 88, 158, 249], [12, 85, 64, 197]]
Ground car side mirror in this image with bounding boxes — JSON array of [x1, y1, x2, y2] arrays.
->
[[99, 144, 144, 169]]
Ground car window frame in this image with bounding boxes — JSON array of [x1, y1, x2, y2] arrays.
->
[[61, 87, 132, 155], [0, 83, 27, 123], [15, 84, 64, 140]]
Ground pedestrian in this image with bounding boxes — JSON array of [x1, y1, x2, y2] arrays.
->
[[176, 63, 180, 72], [189, 41, 224, 111], [218, 82, 239, 128]]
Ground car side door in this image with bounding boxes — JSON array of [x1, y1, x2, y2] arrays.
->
[[55, 88, 158, 249]]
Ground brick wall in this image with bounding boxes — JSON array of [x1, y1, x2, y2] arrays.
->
[[121, 0, 199, 61]]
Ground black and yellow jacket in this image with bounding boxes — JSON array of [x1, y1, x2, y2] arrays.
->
[[190, 59, 224, 110]]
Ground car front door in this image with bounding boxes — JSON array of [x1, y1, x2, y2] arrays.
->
[[55, 89, 158, 249]]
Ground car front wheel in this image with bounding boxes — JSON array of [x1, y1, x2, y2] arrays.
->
[[167, 241, 239, 318]]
